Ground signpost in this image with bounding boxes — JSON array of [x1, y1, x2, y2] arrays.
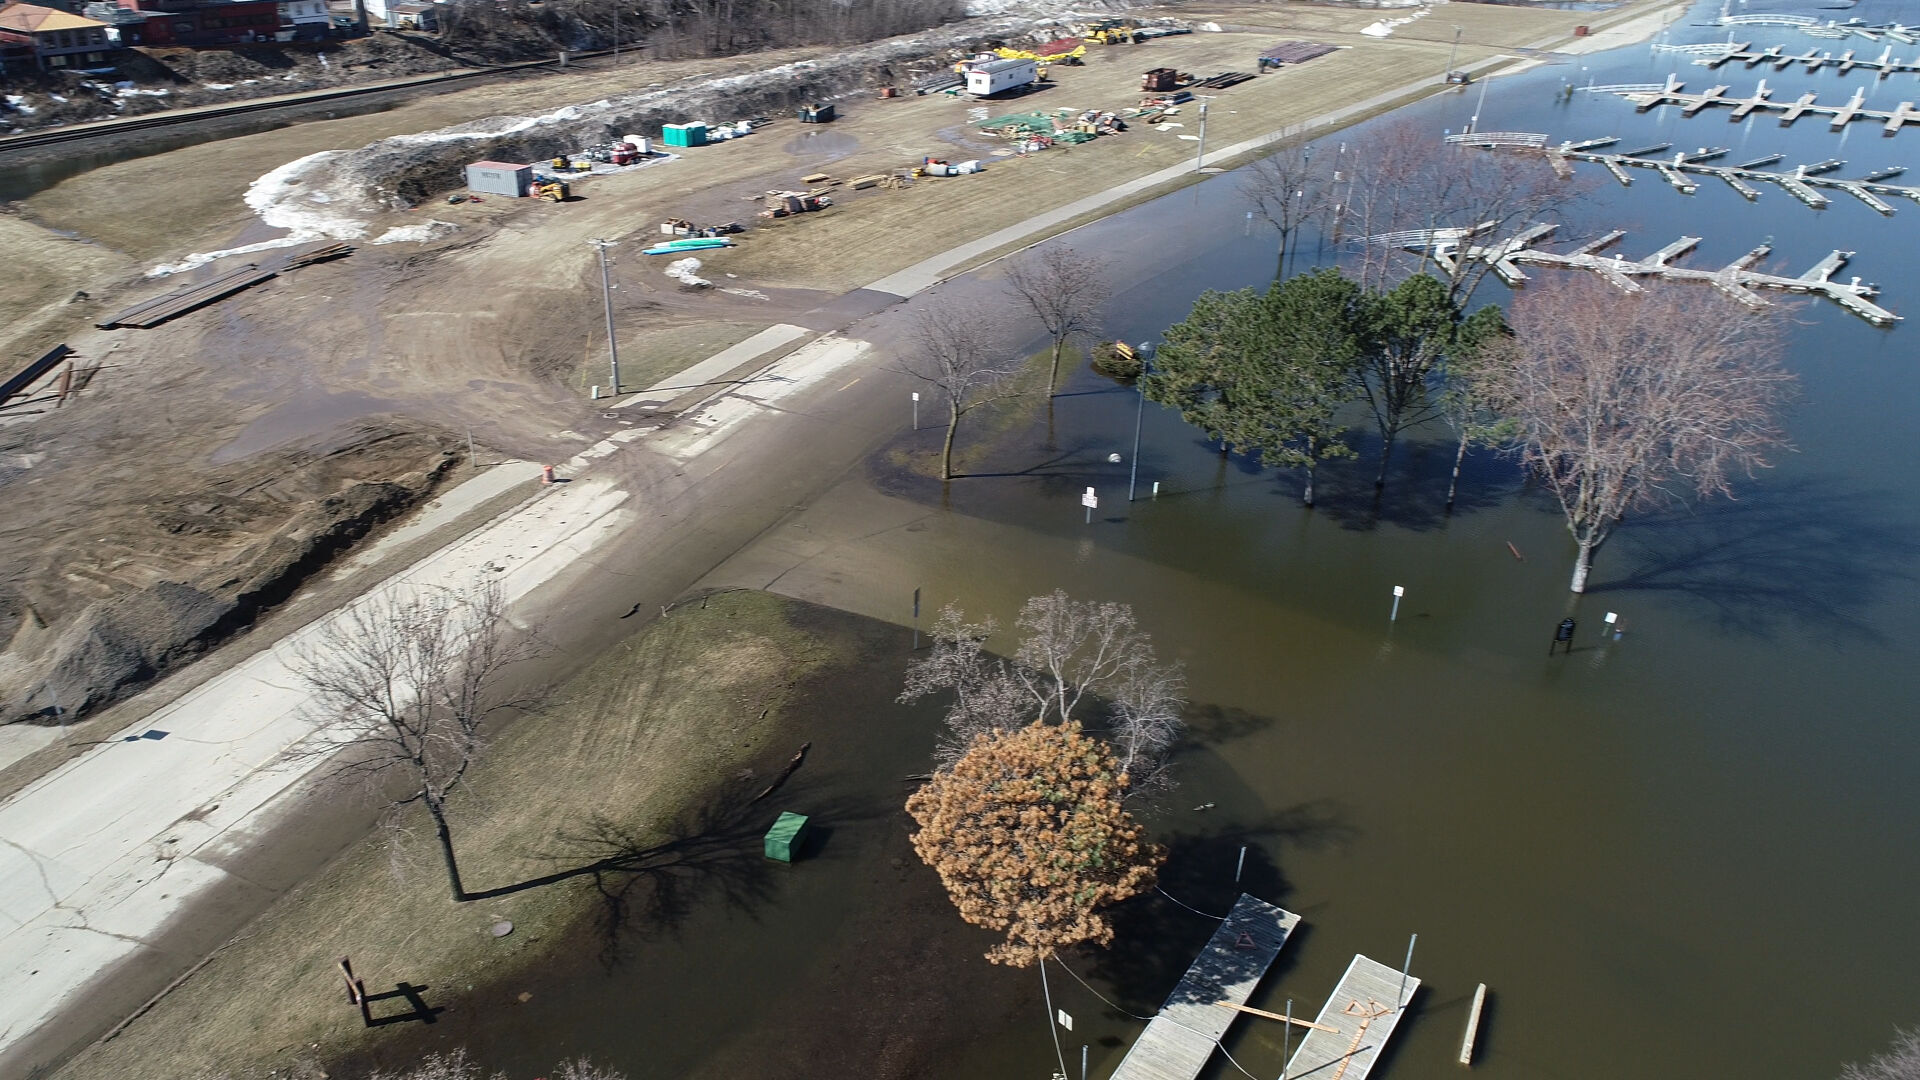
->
[[1082, 487, 1098, 524], [911, 391, 920, 430], [1391, 585, 1405, 622]]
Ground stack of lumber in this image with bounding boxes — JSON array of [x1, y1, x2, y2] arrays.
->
[[1261, 41, 1337, 64], [96, 264, 278, 329], [1194, 71, 1254, 89], [279, 241, 355, 270]]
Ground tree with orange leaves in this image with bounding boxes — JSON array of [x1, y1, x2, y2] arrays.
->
[[905, 721, 1162, 967]]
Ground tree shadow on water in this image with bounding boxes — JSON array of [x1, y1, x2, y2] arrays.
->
[[1303, 444, 1514, 533], [470, 785, 859, 967], [1592, 476, 1920, 643], [1083, 833, 1295, 1017]]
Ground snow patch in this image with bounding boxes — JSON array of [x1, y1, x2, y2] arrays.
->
[[371, 219, 459, 245], [664, 257, 712, 288], [148, 150, 371, 276]]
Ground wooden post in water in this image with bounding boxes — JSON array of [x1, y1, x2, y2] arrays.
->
[[1459, 983, 1488, 1066]]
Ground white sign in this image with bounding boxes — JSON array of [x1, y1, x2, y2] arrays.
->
[[1081, 487, 1098, 509], [1393, 585, 1405, 597], [911, 391, 919, 401], [1057, 1008, 1074, 1031]]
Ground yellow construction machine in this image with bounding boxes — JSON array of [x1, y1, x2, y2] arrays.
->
[[533, 179, 570, 202]]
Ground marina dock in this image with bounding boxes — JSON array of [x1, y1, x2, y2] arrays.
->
[[1279, 954, 1421, 1080], [1452, 132, 1920, 216], [1702, 42, 1920, 76], [1108, 894, 1301, 1080], [1396, 222, 1900, 324], [1616, 76, 1920, 135]]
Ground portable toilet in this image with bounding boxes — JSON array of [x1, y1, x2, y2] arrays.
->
[[763, 811, 810, 862], [662, 122, 708, 148]]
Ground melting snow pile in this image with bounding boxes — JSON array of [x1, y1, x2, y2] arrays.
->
[[664, 257, 712, 288], [372, 220, 459, 245]]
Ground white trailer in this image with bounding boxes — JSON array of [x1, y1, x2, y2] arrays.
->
[[967, 58, 1038, 97]]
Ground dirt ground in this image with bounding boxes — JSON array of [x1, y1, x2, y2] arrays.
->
[[0, 0, 1670, 725]]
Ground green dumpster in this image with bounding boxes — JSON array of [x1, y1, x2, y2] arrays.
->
[[764, 811, 810, 862]]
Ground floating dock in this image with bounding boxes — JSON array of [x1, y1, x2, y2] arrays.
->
[[1461, 135, 1920, 216], [1394, 223, 1900, 325], [1279, 954, 1420, 1080], [1108, 894, 1301, 1080], [1616, 76, 1920, 136], [1701, 42, 1920, 76]]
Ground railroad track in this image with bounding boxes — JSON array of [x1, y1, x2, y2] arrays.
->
[[0, 47, 618, 155]]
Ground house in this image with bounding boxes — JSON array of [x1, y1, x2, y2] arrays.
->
[[383, 0, 433, 30], [276, 0, 326, 38], [117, 0, 282, 45], [0, 2, 117, 69]]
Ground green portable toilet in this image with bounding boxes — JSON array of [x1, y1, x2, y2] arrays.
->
[[764, 811, 810, 862]]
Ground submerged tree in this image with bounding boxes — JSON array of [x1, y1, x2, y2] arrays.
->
[[898, 302, 1023, 480], [1355, 273, 1469, 490], [1481, 277, 1796, 592], [905, 721, 1162, 966], [292, 580, 540, 902], [1840, 1027, 1920, 1080], [1436, 304, 1519, 511], [901, 591, 1185, 792], [1003, 245, 1111, 395], [1243, 138, 1331, 278], [1145, 269, 1364, 505]]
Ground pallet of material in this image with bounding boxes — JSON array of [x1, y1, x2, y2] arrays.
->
[[1261, 40, 1337, 64], [97, 264, 278, 330], [1195, 71, 1255, 89], [279, 241, 355, 270], [800, 172, 835, 184]]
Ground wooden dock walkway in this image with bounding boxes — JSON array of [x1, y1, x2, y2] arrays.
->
[[1279, 954, 1420, 1080], [1396, 222, 1900, 324], [1462, 135, 1920, 217], [1615, 76, 1920, 136], [1108, 894, 1301, 1080]]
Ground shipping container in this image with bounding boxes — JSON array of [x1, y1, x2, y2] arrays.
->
[[464, 160, 532, 197]]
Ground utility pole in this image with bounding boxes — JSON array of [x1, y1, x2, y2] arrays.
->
[[1194, 98, 1210, 173], [1446, 25, 1462, 80], [588, 238, 621, 397], [1128, 344, 1154, 501]]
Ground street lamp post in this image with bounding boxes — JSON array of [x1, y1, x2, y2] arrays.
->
[[1128, 343, 1155, 501], [1446, 25, 1462, 81], [588, 238, 621, 397], [1194, 98, 1209, 173]]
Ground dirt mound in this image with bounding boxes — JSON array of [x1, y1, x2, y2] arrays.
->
[[1, 447, 458, 727]]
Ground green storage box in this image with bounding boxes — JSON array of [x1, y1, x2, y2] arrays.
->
[[764, 811, 810, 862]]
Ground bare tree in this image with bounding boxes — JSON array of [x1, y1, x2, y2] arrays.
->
[[901, 591, 1185, 792], [292, 580, 539, 902], [898, 303, 1024, 480], [1842, 1028, 1920, 1080], [1003, 246, 1111, 395], [1481, 278, 1797, 592], [1339, 119, 1591, 302], [1244, 138, 1330, 278]]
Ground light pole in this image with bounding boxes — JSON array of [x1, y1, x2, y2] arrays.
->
[[1193, 98, 1210, 173], [1470, 66, 1492, 132], [1446, 25, 1462, 80], [588, 238, 620, 397], [1128, 343, 1155, 501]]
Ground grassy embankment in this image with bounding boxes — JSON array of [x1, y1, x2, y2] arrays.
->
[[59, 590, 859, 1080]]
